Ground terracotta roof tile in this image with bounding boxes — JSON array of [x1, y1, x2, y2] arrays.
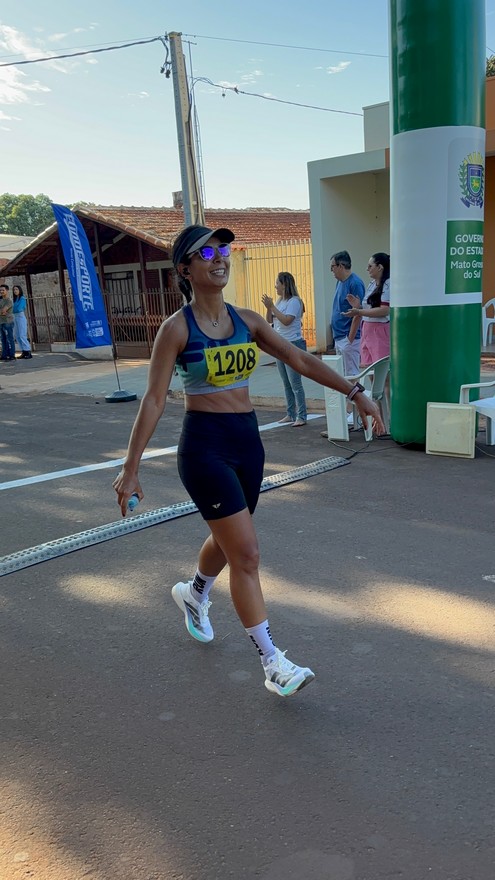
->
[[77, 206, 311, 246]]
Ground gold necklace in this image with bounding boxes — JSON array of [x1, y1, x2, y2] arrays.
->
[[194, 304, 227, 327]]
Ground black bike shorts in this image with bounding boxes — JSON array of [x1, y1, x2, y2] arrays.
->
[[177, 410, 265, 521]]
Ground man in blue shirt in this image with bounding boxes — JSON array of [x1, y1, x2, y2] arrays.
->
[[330, 250, 365, 375]]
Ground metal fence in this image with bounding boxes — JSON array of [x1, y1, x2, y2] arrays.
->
[[105, 288, 182, 357], [240, 239, 316, 348], [28, 288, 182, 358], [29, 293, 76, 347], [27, 240, 316, 357]]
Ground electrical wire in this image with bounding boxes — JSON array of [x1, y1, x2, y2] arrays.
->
[[187, 40, 207, 210], [325, 433, 422, 458], [329, 432, 495, 457], [0, 34, 363, 118], [325, 440, 364, 459], [0, 36, 166, 61], [193, 76, 363, 117], [182, 32, 387, 59], [0, 35, 166, 67], [0, 34, 384, 62], [1, 29, 493, 68], [475, 441, 495, 457]]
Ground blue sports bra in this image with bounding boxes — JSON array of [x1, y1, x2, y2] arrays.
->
[[175, 303, 259, 395]]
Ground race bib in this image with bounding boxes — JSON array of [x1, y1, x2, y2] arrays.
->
[[204, 342, 259, 387]]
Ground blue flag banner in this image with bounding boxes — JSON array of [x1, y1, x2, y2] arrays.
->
[[52, 203, 112, 349]]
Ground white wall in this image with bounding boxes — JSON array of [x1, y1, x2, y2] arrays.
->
[[308, 152, 389, 351], [363, 102, 390, 152]]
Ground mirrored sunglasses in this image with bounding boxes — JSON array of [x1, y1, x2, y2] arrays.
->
[[195, 243, 231, 261]]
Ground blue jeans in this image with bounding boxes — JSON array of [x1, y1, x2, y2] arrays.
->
[[276, 337, 307, 422], [0, 323, 15, 359]]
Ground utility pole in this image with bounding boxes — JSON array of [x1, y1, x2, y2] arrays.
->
[[168, 32, 205, 227]]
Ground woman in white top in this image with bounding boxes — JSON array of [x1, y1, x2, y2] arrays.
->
[[344, 252, 390, 366], [262, 272, 307, 426]]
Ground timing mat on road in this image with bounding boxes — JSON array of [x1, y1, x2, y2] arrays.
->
[[0, 414, 324, 492], [0, 454, 347, 576]]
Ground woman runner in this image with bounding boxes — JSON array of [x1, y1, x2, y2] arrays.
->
[[113, 224, 384, 698]]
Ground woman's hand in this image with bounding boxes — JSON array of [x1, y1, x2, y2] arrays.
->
[[261, 294, 274, 310], [346, 293, 361, 309], [353, 394, 386, 435], [342, 307, 361, 317], [113, 468, 144, 518]]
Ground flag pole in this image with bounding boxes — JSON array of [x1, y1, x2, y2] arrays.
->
[[51, 204, 138, 403], [105, 341, 137, 403]]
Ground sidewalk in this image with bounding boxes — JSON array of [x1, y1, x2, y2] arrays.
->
[[0, 351, 326, 409], [1, 350, 494, 406]]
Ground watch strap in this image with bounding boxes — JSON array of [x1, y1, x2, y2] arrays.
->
[[347, 382, 365, 401]]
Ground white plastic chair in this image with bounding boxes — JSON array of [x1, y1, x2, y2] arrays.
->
[[482, 298, 495, 347], [346, 356, 390, 441], [459, 380, 495, 445]]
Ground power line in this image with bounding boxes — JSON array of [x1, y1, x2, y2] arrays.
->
[[193, 77, 363, 117], [0, 35, 166, 68], [0, 31, 364, 118], [1, 28, 494, 67], [0, 31, 388, 64], [0, 36, 161, 61], [183, 31, 495, 61], [183, 32, 388, 59]]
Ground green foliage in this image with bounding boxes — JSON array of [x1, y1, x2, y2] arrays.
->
[[487, 56, 495, 78], [0, 193, 55, 236], [69, 201, 97, 209]]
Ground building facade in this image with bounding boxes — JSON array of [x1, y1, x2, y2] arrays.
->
[[308, 78, 495, 353]]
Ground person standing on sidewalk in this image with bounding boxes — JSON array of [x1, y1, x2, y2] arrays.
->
[[12, 284, 33, 359], [329, 251, 365, 376], [113, 224, 384, 699], [262, 271, 307, 427], [343, 253, 390, 367], [0, 283, 16, 361]]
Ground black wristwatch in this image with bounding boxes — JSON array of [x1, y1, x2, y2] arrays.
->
[[347, 382, 365, 401]]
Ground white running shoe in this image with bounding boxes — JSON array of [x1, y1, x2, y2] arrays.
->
[[263, 648, 315, 697], [171, 581, 214, 643]]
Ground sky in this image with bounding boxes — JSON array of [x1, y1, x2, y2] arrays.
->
[[1, 1, 495, 210]]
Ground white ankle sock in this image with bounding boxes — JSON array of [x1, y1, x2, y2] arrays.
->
[[191, 569, 216, 603], [246, 620, 276, 664]]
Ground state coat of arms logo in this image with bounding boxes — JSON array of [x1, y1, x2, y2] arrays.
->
[[459, 151, 484, 208]]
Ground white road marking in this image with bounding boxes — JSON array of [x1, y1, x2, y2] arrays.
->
[[0, 454, 346, 576], [0, 414, 324, 491]]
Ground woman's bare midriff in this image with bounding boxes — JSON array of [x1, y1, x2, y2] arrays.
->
[[184, 386, 253, 413]]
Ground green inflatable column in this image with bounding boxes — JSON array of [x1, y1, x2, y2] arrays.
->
[[390, 0, 486, 444]]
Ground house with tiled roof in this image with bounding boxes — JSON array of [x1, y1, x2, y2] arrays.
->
[[77, 206, 312, 247], [0, 234, 34, 270], [1, 206, 314, 358], [2, 206, 311, 279]]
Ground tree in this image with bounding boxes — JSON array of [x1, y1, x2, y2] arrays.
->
[[0, 193, 55, 236], [69, 201, 97, 210], [486, 55, 495, 78]]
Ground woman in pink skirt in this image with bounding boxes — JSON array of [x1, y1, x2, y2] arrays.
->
[[343, 252, 390, 366]]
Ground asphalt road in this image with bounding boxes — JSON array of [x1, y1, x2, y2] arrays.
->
[[1, 387, 495, 880]]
